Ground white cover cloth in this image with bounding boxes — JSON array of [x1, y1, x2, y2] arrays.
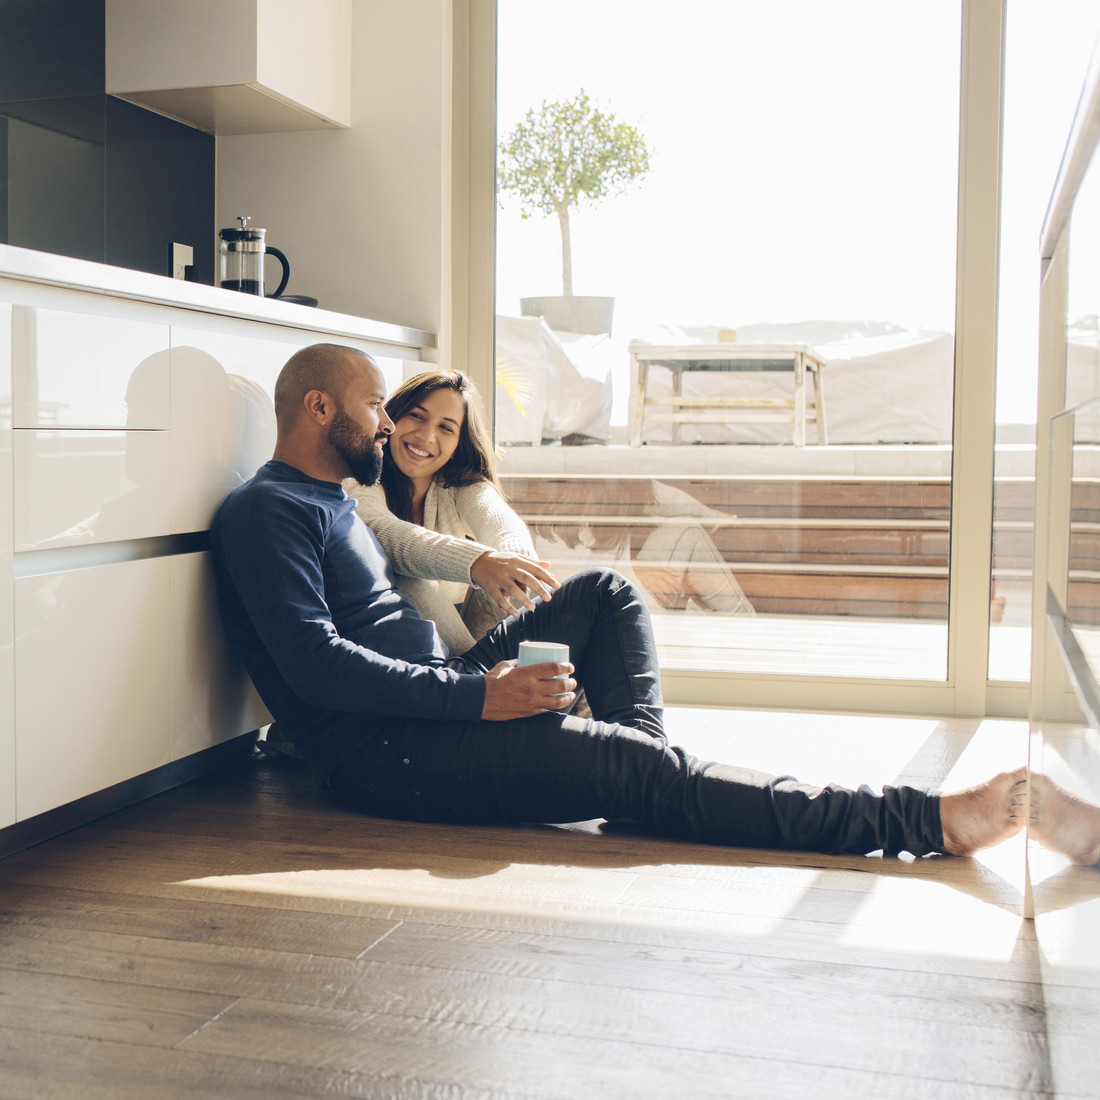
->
[[494, 314, 614, 444]]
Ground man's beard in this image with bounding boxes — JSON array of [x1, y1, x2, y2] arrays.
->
[[329, 406, 385, 485]]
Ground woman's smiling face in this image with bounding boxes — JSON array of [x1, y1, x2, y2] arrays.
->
[[389, 386, 466, 485]]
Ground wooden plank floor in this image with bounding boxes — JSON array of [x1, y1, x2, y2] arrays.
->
[[0, 708, 1089, 1098]]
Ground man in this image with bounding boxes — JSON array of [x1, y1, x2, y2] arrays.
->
[[211, 342, 1027, 859]]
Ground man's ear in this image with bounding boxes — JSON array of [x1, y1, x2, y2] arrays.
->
[[303, 389, 332, 424]]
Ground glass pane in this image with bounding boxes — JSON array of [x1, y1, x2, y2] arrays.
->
[[990, 1, 1100, 683], [495, 0, 960, 680], [1031, 348, 1100, 1020], [1061, 154, 1100, 685], [1066, 404, 1100, 686], [1027, 45, 1100, 1060]]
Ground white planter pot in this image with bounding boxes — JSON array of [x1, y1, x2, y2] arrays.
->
[[519, 295, 614, 336]]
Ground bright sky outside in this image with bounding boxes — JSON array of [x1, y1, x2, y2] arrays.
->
[[495, 1, 1100, 426]]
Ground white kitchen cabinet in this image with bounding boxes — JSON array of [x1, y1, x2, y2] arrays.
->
[[15, 558, 171, 820], [0, 302, 10, 424], [12, 306, 170, 429], [14, 429, 171, 550], [0, 242, 431, 843], [106, 0, 351, 135], [0, 303, 13, 828], [170, 552, 271, 762], [0, 424, 12, 830]]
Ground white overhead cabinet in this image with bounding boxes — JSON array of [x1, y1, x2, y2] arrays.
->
[[105, 0, 352, 134]]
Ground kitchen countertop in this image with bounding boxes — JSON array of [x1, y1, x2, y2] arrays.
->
[[0, 244, 436, 351]]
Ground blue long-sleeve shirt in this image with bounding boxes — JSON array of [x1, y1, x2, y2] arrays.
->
[[210, 461, 487, 779]]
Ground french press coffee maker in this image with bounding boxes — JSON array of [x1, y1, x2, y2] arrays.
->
[[218, 216, 290, 298]]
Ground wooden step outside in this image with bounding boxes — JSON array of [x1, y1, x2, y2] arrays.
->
[[499, 474, 1038, 620]]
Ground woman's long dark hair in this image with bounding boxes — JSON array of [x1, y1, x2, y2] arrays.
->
[[380, 369, 502, 523]]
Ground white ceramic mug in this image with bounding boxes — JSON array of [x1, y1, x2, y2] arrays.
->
[[517, 641, 570, 689]]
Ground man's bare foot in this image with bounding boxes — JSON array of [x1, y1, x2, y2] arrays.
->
[[1029, 773, 1100, 866], [939, 768, 1027, 856]]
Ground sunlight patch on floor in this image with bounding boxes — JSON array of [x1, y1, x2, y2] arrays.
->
[[835, 872, 1028, 960], [172, 865, 796, 936], [175, 710, 1033, 946]]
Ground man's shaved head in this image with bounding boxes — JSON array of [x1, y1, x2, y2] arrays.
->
[[274, 343, 374, 426]]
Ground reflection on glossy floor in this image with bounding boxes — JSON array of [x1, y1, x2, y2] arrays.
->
[[2, 708, 1094, 1097]]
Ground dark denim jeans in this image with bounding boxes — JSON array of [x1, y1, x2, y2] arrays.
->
[[332, 568, 943, 856]]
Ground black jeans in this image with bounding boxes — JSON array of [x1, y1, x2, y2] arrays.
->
[[332, 568, 943, 856]]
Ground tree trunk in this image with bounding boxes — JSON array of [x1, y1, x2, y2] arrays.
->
[[557, 205, 573, 296]]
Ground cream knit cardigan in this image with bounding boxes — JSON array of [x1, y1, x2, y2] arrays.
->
[[345, 478, 536, 654]]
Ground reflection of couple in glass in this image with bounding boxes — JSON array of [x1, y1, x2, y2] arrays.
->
[[519, 477, 754, 619], [39, 348, 276, 546]]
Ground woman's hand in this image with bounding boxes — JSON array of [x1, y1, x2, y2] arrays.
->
[[470, 551, 560, 615]]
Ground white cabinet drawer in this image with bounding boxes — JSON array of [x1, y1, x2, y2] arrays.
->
[[0, 302, 11, 428], [15, 557, 171, 820], [14, 429, 171, 549], [170, 552, 271, 761], [13, 307, 170, 429], [167, 342, 279, 533], [0, 424, 13, 829]]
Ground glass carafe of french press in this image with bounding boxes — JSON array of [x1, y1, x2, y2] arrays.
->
[[218, 216, 290, 298]]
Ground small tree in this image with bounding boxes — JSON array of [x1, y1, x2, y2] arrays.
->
[[498, 90, 651, 297]]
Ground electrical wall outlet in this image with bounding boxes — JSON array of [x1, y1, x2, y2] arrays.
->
[[171, 242, 194, 280]]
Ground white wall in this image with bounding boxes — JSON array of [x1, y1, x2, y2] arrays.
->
[[216, 0, 445, 335]]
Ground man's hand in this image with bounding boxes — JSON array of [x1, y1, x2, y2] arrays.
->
[[470, 551, 560, 616], [481, 660, 576, 720]]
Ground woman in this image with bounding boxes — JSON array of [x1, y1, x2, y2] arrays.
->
[[346, 368, 541, 653]]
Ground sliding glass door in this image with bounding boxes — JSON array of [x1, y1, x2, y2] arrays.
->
[[450, 0, 1047, 714], [493, 1, 963, 694]]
